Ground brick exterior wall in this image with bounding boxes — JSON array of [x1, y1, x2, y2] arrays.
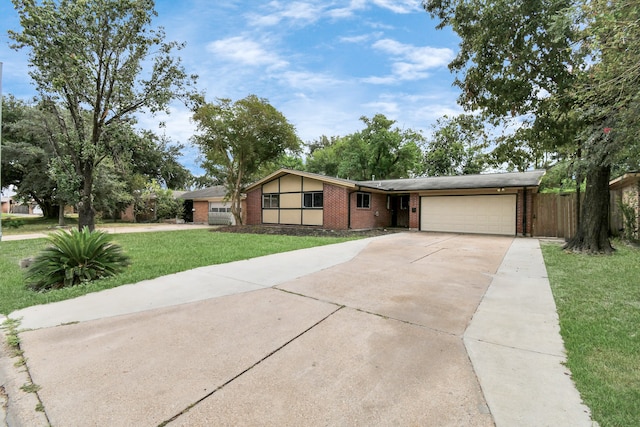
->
[[323, 184, 349, 229], [516, 189, 534, 236], [245, 188, 262, 225], [349, 192, 391, 230], [409, 193, 420, 229], [193, 201, 209, 224]]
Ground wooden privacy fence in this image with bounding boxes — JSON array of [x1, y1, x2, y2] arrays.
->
[[532, 193, 582, 239]]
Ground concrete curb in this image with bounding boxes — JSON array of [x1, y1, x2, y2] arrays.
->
[[464, 238, 594, 426], [0, 317, 49, 427]]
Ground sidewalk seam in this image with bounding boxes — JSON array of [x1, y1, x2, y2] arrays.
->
[[465, 336, 565, 359], [275, 288, 461, 337], [157, 305, 344, 427]]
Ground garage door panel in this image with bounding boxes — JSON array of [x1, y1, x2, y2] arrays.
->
[[421, 195, 516, 235]]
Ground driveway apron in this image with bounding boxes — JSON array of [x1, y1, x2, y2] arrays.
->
[[17, 233, 512, 426]]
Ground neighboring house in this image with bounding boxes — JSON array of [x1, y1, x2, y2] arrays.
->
[[118, 190, 186, 223], [179, 185, 245, 225], [609, 171, 640, 237], [243, 169, 546, 236], [1, 197, 38, 215]]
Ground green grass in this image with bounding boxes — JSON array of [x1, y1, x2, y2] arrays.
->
[[0, 229, 355, 314], [542, 242, 640, 427]]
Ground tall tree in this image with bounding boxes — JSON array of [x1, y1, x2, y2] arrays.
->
[[191, 95, 300, 225], [305, 136, 344, 177], [422, 0, 626, 253], [306, 114, 425, 180], [425, 114, 489, 176], [10, 0, 195, 231], [1, 96, 61, 218], [562, 0, 640, 252]]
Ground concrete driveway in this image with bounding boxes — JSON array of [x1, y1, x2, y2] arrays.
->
[[2, 233, 592, 426]]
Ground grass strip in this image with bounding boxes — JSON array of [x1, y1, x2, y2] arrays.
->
[[542, 242, 640, 427], [0, 229, 356, 314]]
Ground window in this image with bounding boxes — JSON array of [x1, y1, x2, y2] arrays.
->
[[356, 192, 370, 209], [209, 204, 234, 213], [303, 192, 323, 208], [263, 194, 279, 208], [400, 195, 409, 210]]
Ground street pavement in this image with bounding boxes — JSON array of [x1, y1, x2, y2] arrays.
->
[[0, 231, 595, 426]]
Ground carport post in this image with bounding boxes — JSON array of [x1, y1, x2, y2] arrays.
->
[[522, 186, 527, 236]]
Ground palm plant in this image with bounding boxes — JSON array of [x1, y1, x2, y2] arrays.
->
[[26, 227, 131, 291]]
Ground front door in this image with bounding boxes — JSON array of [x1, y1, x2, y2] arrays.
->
[[391, 195, 410, 228], [183, 200, 193, 223]]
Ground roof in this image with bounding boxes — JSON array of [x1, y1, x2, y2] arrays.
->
[[179, 185, 228, 200], [609, 171, 640, 191], [244, 169, 359, 192], [242, 168, 546, 194], [357, 170, 546, 191]]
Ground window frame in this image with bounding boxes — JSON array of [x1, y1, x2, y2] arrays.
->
[[303, 191, 323, 209], [262, 193, 280, 209], [356, 192, 371, 209]]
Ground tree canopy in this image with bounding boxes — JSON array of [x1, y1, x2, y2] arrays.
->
[[9, 0, 195, 230], [2, 95, 191, 222], [424, 114, 489, 176], [423, 0, 639, 253], [305, 114, 425, 180], [1, 96, 60, 218], [191, 95, 301, 225]]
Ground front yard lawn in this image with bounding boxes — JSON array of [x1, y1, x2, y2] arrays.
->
[[542, 242, 640, 427], [0, 229, 356, 315]]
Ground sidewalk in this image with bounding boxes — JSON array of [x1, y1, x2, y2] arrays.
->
[[1, 223, 213, 241], [464, 238, 594, 426]]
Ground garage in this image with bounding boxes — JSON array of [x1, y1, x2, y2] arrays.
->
[[420, 194, 517, 235]]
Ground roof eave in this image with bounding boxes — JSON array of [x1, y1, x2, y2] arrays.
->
[[244, 168, 358, 192]]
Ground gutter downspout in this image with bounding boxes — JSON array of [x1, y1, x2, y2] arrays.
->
[[348, 188, 359, 229], [522, 186, 527, 236], [348, 192, 351, 229]]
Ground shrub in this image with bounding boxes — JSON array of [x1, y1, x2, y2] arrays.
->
[[26, 227, 131, 291], [4, 218, 25, 229], [619, 200, 638, 241]]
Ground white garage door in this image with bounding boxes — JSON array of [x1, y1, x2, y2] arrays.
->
[[420, 195, 516, 235], [208, 202, 235, 225]]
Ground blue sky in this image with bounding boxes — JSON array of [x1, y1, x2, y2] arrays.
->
[[0, 0, 463, 175]]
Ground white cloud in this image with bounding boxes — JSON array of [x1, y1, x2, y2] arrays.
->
[[365, 38, 454, 83], [362, 101, 400, 115], [339, 32, 383, 44], [247, 1, 325, 27], [277, 71, 343, 90], [361, 75, 398, 85], [251, 0, 420, 24], [328, 0, 419, 18], [206, 36, 288, 69], [327, 0, 367, 18], [371, 0, 421, 14]]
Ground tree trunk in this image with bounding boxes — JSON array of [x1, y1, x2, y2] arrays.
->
[[77, 165, 95, 231], [575, 145, 582, 231], [58, 203, 66, 226], [231, 189, 243, 226], [39, 200, 58, 219], [564, 164, 613, 253]]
